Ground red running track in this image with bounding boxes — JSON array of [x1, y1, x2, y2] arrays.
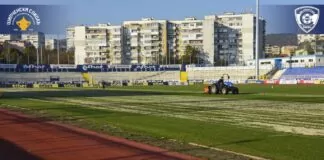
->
[[0, 109, 199, 160]]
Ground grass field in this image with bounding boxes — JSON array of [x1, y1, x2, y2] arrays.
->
[[1, 84, 324, 160]]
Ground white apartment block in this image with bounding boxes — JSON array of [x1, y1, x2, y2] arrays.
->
[[123, 18, 167, 64], [213, 13, 265, 65], [21, 32, 45, 49], [170, 18, 204, 58], [0, 34, 21, 43], [298, 34, 324, 44], [67, 12, 265, 65], [72, 24, 123, 65], [66, 27, 75, 51], [45, 39, 58, 50]]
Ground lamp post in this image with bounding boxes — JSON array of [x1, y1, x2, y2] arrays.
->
[[168, 41, 171, 64], [57, 39, 60, 64], [255, 0, 260, 80]]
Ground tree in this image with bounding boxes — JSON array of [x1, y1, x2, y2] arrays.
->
[[298, 41, 314, 55], [9, 48, 21, 64], [23, 45, 37, 64], [182, 45, 201, 64]]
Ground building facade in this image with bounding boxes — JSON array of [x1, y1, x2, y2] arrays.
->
[[265, 44, 281, 55], [66, 27, 75, 51], [72, 24, 123, 65], [45, 39, 58, 50], [281, 45, 298, 56], [68, 12, 265, 65], [123, 18, 167, 64], [297, 34, 324, 44], [0, 34, 21, 43], [45, 39, 67, 50], [21, 32, 45, 49]]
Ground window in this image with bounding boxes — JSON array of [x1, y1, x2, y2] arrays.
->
[[287, 60, 299, 63], [236, 17, 242, 20], [301, 60, 304, 63], [309, 59, 313, 62]]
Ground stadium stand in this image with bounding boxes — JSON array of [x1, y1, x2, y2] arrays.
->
[[0, 72, 83, 82], [187, 66, 273, 82], [280, 67, 324, 80], [90, 71, 179, 82], [271, 69, 287, 80]]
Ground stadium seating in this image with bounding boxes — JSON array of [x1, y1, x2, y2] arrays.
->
[[187, 66, 272, 81], [0, 66, 274, 84], [280, 67, 324, 80], [90, 71, 179, 82], [0, 71, 180, 83], [271, 69, 286, 80], [0, 72, 83, 82]]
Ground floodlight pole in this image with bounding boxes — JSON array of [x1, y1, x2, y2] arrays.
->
[[255, 0, 260, 80], [57, 38, 60, 64]]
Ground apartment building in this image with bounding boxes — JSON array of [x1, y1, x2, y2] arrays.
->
[[215, 13, 265, 65], [0, 34, 21, 43], [281, 45, 298, 56], [72, 24, 123, 65], [171, 18, 204, 54], [45, 39, 58, 50], [21, 32, 45, 49], [45, 39, 67, 50], [66, 27, 75, 51], [123, 18, 167, 64], [265, 44, 281, 55], [68, 12, 265, 65], [298, 34, 324, 44]]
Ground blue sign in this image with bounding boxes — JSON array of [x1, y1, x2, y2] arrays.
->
[[16, 64, 51, 72], [0, 64, 181, 72], [77, 65, 108, 72], [0, 5, 67, 34]]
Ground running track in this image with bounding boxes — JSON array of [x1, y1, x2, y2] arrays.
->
[[0, 109, 199, 160]]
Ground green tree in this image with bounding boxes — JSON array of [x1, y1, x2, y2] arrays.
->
[[299, 41, 314, 55], [182, 45, 202, 64], [9, 48, 21, 64], [23, 45, 37, 64]]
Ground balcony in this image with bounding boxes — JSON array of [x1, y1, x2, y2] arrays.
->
[[151, 36, 160, 40], [151, 31, 159, 35], [111, 43, 121, 47], [86, 31, 106, 35], [112, 37, 121, 41], [131, 43, 139, 47], [131, 32, 138, 36], [152, 42, 160, 46]]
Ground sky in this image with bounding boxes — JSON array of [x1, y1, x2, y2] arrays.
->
[[1, 0, 324, 36]]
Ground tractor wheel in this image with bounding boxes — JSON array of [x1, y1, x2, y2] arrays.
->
[[207, 86, 212, 94], [232, 88, 239, 94], [222, 88, 229, 95], [211, 85, 217, 94]]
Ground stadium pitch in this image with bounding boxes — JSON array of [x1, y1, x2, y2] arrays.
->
[[1, 84, 324, 160]]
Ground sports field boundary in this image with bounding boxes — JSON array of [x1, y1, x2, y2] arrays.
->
[[0, 108, 200, 160]]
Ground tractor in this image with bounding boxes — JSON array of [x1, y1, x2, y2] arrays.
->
[[204, 74, 239, 95]]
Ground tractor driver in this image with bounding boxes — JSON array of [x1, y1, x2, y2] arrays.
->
[[217, 76, 225, 89]]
